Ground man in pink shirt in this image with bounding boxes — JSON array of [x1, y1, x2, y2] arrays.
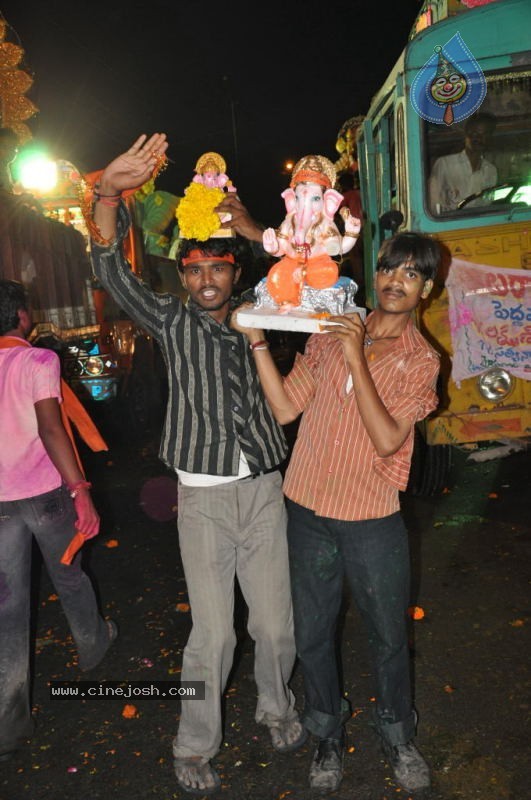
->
[[0, 280, 116, 761]]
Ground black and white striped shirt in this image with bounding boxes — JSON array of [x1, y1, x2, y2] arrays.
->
[[91, 214, 287, 476]]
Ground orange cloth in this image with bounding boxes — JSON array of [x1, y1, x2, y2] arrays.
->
[[59, 379, 108, 468], [266, 254, 339, 305], [84, 169, 139, 199], [60, 531, 85, 565]]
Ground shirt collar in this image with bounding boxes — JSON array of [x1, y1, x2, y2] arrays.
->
[[0, 335, 31, 349], [365, 313, 418, 354], [186, 298, 237, 334]]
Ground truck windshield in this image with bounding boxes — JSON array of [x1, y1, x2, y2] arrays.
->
[[425, 71, 531, 218]]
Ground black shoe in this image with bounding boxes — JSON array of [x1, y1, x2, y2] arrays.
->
[[382, 739, 430, 792], [79, 618, 118, 672], [309, 737, 344, 794]]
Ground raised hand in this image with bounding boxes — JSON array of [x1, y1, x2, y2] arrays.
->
[[263, 227, 281, 255], [339, 207, 362, 238], [98, 133, 168, 195]]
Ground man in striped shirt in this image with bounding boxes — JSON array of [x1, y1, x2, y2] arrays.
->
[[90, 134, 306, 795], [234, 231, 441, 795]]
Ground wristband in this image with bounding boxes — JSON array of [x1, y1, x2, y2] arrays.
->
[[95, 195, 120, 207], [94, 184, 122, 198], [250, 340, 269, 352], [68, 480, 92, 499]]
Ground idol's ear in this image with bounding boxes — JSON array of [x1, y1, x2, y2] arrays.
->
[[322, 188, 343, 219], [281, 188, 297, 214]]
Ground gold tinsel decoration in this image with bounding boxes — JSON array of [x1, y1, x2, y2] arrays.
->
[[0, 14, 38, 143]]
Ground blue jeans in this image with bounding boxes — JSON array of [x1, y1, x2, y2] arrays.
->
[[286, 500, 416, 746], [0, 486, 110, 754]]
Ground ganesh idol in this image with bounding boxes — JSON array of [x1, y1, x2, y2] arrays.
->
[[262, 154, 361, 307]]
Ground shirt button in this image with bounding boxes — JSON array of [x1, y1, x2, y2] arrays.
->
[[334, 440, 340, 446], [231, 345, 237, 351], [328, 468, 332, 473], [233, 405, 239, 412]]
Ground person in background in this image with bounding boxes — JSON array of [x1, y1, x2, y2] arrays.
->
[[0, 127, 19, 193], [337, 170, 363, 221], [0, 280, 116, 762], [89, 134, 306, 796], [337, 170, 365, 305], [428, 111, 498, 213], [233, 231, 441, 796]]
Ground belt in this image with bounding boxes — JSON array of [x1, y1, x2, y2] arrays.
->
[[239, 465, 279, 481]]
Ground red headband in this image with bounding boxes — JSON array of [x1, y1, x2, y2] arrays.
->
[[181, 248, 235, 266]]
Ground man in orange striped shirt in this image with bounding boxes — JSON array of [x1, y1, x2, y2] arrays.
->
[[233, 231, 441, 795]]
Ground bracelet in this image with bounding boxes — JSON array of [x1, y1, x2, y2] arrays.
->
[[94, 185, 122, 199], [68, 480, 92, 498], [95, 195, 120, 207], [250, 339, 269, 352], [76, 176, 115, 247]]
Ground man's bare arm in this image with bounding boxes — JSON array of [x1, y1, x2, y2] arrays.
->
[[231, 305, 299, 424], [35, 398, 100, 538]]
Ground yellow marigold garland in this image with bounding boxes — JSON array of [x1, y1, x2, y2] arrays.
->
[[176, 183, 225, 241]]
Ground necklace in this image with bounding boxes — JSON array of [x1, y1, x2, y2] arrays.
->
[[363, 333, 400, 348]]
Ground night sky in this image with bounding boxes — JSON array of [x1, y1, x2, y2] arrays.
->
[[2, 0, 421, 222]]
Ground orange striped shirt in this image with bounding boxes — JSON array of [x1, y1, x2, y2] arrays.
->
[[282, 318, 440, 520]]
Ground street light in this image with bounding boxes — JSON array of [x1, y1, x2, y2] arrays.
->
[[282, 159, 294, 175], [17, 150, 58, 193]]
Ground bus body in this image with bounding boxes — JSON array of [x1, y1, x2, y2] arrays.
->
[[356, 0, 531, 490]]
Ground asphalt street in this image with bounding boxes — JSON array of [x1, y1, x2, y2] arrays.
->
[[0, 419, 528, 800]]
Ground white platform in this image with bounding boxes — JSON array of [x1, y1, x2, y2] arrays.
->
[[236, 304, 366, 334]]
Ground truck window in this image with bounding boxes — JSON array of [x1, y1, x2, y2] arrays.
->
[[396, 104, 408, 221], [373, 110, 396, 217], [425, 71, 531, 217]]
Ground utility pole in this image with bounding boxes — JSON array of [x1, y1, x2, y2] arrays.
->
[[222, 75, 239, 174]]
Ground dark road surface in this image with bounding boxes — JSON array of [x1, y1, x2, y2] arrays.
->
[[1, 417, 529, 800]]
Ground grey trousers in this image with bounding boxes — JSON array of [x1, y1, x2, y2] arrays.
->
[[173, 471, 297, 761], [0, 486, 110, 754]]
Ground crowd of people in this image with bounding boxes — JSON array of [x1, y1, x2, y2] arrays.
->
[[0, 129, 444, 797]]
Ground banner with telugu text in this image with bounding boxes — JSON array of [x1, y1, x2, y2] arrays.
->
[[446, 259, 531, 386]]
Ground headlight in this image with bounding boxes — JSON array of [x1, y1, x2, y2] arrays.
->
[[63, 358, 84, 378], [84, 356, 105, 376], [477, 368, 514, 402]]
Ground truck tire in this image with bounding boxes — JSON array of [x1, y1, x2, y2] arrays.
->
[[407, 429, 451, 496]]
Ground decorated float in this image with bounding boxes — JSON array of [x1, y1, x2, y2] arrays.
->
[[0, 12, 179, 433]]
